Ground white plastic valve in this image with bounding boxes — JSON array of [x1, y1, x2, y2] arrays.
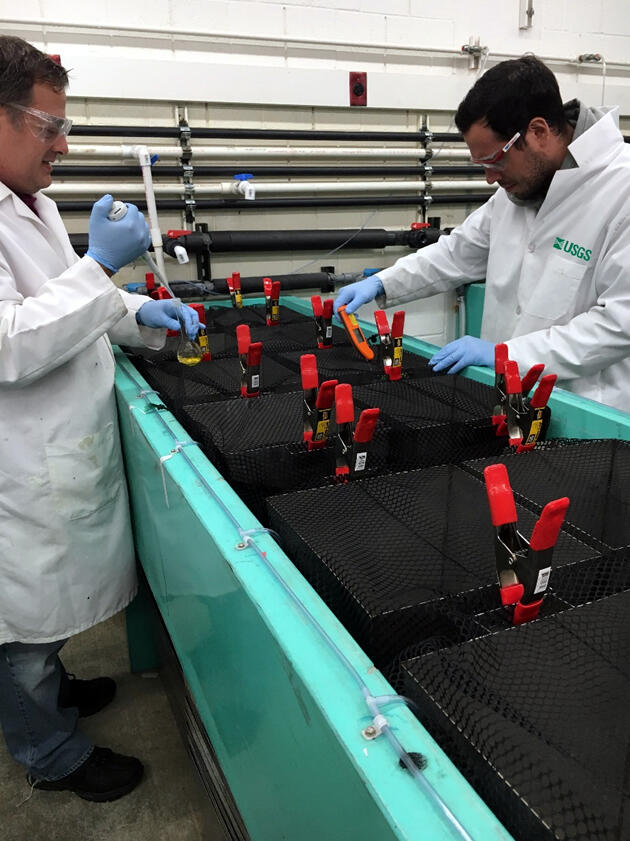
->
[[173, 245, 189, 265], [234, 180, 256, 200], [108, 200, 128, 221]]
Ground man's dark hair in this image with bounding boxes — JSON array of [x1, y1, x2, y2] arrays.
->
[[0, 36, 68, 108], [455, 55, 568, 140]]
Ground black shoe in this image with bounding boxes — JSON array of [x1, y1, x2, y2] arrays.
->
[[59, 674, 117, 717], [27, 747, 144, 802]]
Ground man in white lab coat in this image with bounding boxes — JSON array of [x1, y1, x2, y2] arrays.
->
[[335, 55, 630, 413], [0, 37, 199, 801]]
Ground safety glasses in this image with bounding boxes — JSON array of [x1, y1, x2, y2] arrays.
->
[[7, 103, 72, 143], [470, 131, 521, 170]]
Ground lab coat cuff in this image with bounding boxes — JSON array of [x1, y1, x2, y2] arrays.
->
[[108, 290, 166, 350]]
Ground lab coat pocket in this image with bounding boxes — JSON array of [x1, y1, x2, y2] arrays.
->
[[523, 257, 588, 322], [45, 422, 123, 520]]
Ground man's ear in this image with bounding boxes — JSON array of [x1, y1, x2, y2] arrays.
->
[[527, 117, 553, 145]]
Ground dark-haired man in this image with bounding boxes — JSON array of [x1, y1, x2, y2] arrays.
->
[[335, 55, 630, 412], [0, 36, 199, 801]]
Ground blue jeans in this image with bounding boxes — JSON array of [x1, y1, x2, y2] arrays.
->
[[0, 638, 93, 780]]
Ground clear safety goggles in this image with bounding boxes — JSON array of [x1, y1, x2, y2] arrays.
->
[[7, 102, 73, 143], [470, 131, 521, 170]]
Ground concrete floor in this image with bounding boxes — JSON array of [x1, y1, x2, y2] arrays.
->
[[0, 612, 227, 841]]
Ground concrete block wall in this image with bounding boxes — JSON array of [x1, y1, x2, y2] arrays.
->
[[1, 3, 629, 346]]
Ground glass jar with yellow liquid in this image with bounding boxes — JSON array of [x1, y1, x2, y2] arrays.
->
[[176, 304, 203, 366]]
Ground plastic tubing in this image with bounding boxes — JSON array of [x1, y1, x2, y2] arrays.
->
[[121, 145, 167, 281]]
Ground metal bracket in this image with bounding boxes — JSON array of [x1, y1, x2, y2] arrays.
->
[[519, 0, 535, 30], [462, 38, 486, 70]]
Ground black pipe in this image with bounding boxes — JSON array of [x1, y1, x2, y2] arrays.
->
[[69, 125, 463, 143], [52, 163, 482, 177], [69, 226, 443, 256], [212, 272, 335, 293], [57, 194, 491, 213]]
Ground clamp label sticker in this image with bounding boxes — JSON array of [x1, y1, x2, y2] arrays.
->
[[534, 566, 552, 594], [354, 452, 368, 472]]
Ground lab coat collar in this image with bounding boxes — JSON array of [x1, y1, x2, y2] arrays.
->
[[567, 106, 623, 169], [0, 181, 47, 226]]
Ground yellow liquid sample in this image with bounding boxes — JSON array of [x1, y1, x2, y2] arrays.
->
[[177, 353, 203, 366]]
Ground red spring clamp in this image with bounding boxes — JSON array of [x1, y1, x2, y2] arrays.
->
[[311, 295, 334, 349], [334, 383, 380, 477], [227, 272, 243, 309], [484, 463, 569, 625], [236, 324, 261, 397], [300, 354, 337, 450], [374, 310, 405, 380], [515, 374, 557, 452], [144, 272, 157, 298], [493, 344, 555, 451], [187, 303, 211, 361], [263, 278, 281, 325]]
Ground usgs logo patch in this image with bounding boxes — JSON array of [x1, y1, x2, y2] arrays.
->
[[553, 237, 592, 262]]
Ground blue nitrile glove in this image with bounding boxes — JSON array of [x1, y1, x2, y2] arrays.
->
[[86, 194, 151, 273], [136, 300, 200, 340], [429, 336, 495, 374], [333, 275, 384, 316]]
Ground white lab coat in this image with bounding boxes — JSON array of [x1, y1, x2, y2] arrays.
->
[[378, 108, 630, 413], [0, 185, 164, 644]]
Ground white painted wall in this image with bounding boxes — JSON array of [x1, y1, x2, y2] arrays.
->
[[1, 3, 629, 346]]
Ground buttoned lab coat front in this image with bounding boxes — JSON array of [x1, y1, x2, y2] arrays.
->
[[377, 108, 630, 412], [0, 186, 164, 644]]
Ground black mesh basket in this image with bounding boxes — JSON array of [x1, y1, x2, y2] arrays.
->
[[463, 438, 630, 550], [400, 590, 630, 841], [461, 439, 630, 606], [179, 393, 393, 522], [267, 464, 598, 666], [351, 376, 507, 469], [122, 352, 299, 405]]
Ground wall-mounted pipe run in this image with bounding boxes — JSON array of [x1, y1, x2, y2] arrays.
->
[[57, 194, 493, 213], [213, 272, 337, 293], [45, 179, 494, 197], [53, 164, 484, 178], [67, 144, 473, 161], [166, 227, 444, 254], [69, 226, 444, 256], [69, 124, 463, 143]]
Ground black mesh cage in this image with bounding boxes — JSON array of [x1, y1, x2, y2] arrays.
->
[[351, 376, 507, 468], [462, 438, 630, 550], [119, 302, 630, 841], [266, 464, 599, 666], [400, 590, 630, 841], [179, 392, 397, 522]]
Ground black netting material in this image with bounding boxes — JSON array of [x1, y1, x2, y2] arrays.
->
[[122, 304, 630, 841], [266, 465, 600, 666], [400, 591, 630, 841]]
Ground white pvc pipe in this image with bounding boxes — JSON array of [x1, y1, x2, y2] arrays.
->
[[67, 143, 472, 161], [44, 179, 495, 197]]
